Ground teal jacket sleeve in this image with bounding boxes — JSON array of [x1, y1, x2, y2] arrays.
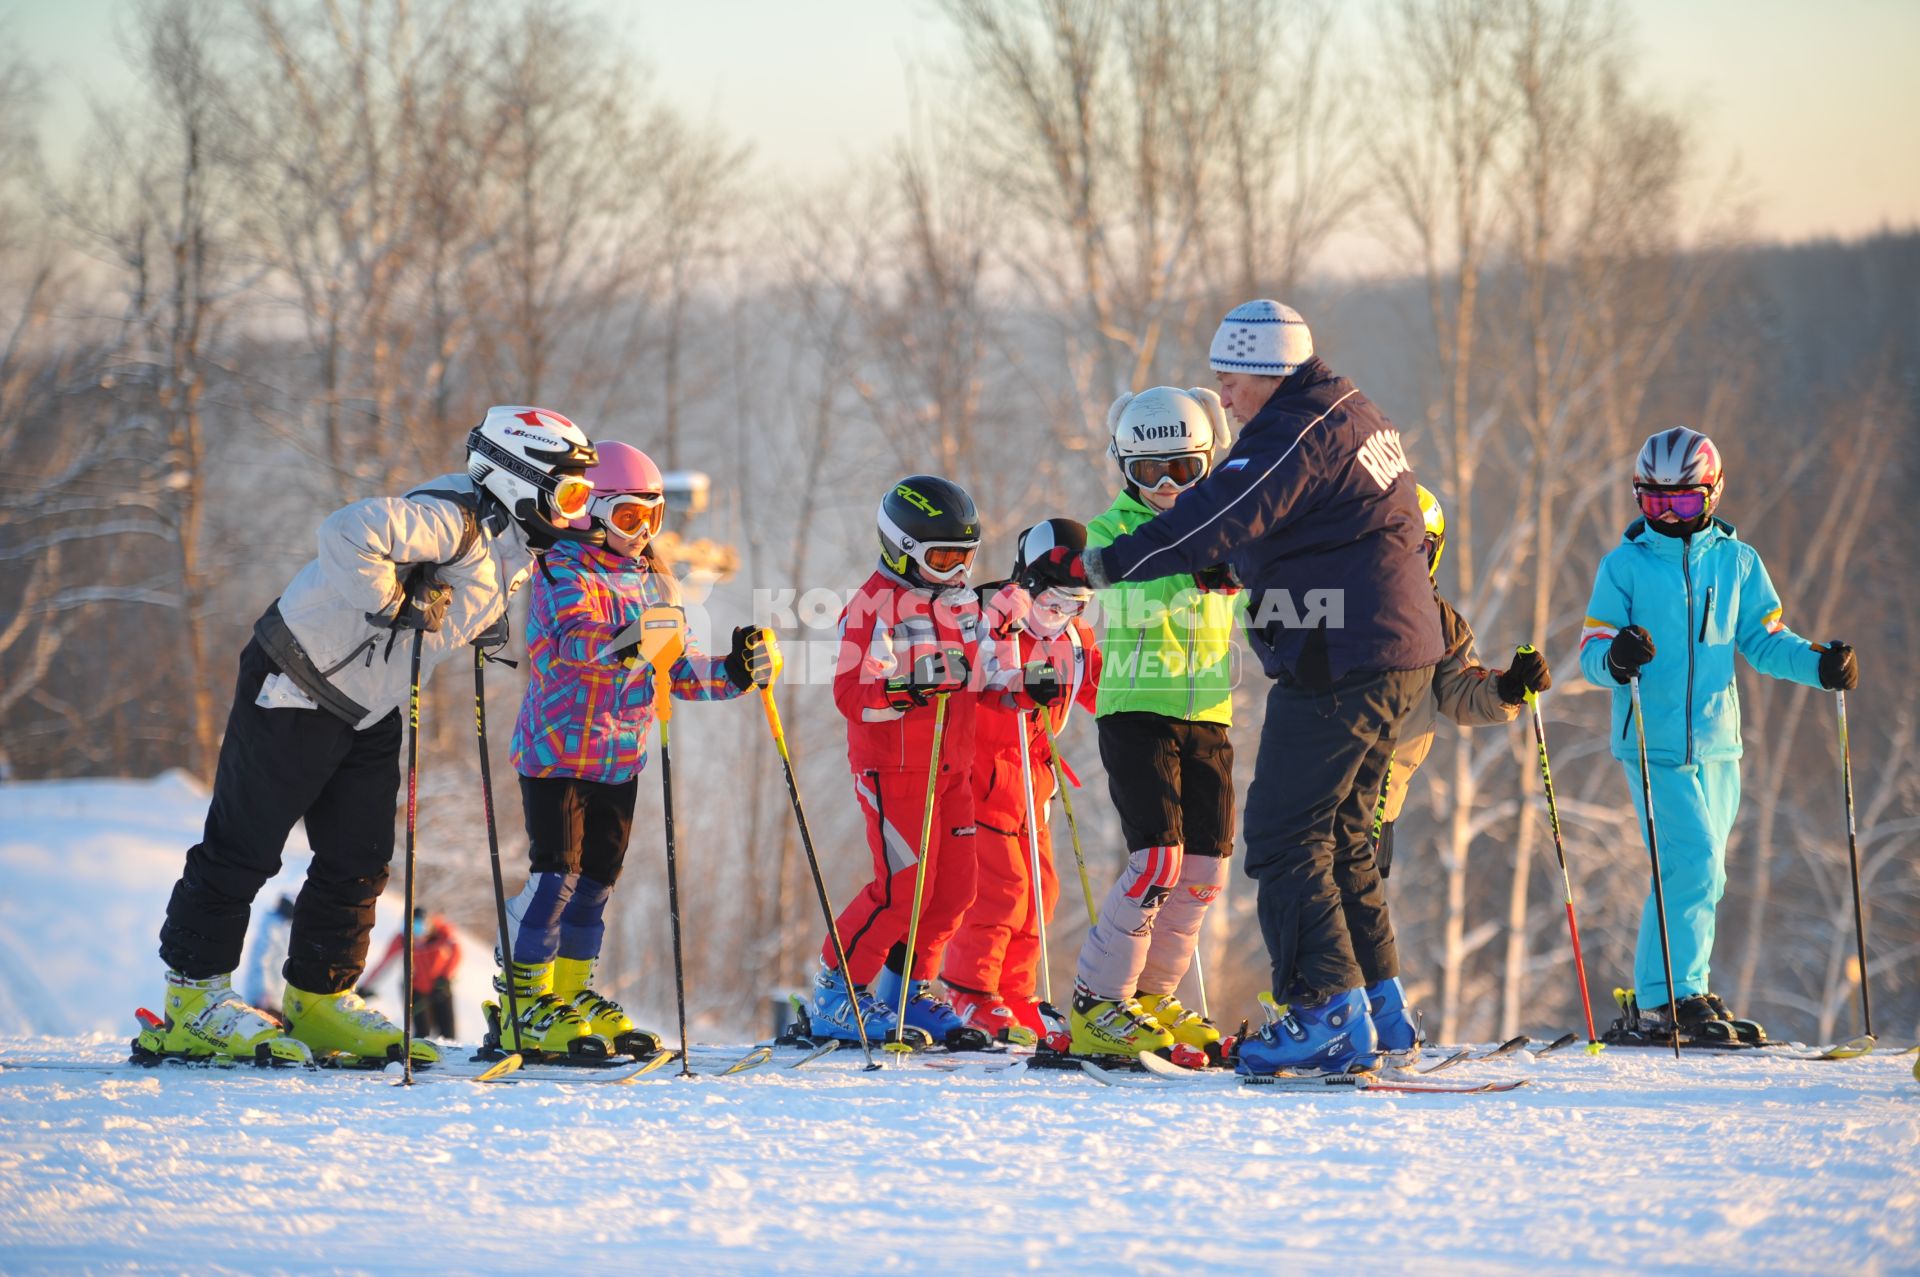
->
[[1735, 548, 1822, 687], [1579, 551, 1631, 687]]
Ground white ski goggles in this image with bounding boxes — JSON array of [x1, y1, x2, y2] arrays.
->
[[591, 491, 665, 539], [915, 541, 978, 581], [1124, 452, 1209, 492]]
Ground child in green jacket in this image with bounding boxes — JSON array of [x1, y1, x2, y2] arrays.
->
[[1065, 386, 1242, 1062]]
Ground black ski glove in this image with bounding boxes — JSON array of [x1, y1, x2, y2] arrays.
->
[[1193, 563, 1241, 594], [1023, 659, 1064, 707], [470, 613, 512, 653], [725, 625, 777, 690], [379, 565, 452, 634], [1495, 646, 1552, 705], [886, 648, 970, 710], [1605, 625, 1656, 684], [1376, 820, 1397, 879], [1818, 640, 1858, 691]]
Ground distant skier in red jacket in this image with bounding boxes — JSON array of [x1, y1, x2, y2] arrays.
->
[[363, 908, 461, 1039], [944, 520, 1101, 1045]]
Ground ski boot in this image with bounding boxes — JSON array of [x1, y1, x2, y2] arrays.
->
[[283, 984, 439, 1067], [1603, 988, 1745, 1049], [1364, 976, 1423, 1065], [483, 960, 610, 1059], [1068, 984, 1176, 1060], [1009, 995, 1071, 1052], [1136, 991, 1224, 1064], [947, 984, 1037, 1046], [1702, 992, 1767, 1045], [1234, 988, 1378, 1077], [870, 966, 992, 1051], [553, 956, 662, 1058], [807, 959, 922, 1047], [134, 971, 313, 1068]]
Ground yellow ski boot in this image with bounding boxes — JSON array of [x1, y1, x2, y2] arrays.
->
[[553, 956, 663, 1058], [283, 984, 440, 1067], [482, 960, 610, 1059], [1137, 991, 1224, 1063], [135, 971, 313, 1067], [1068, 984, 1175, 1058]]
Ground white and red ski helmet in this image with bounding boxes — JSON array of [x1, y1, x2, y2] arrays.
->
[[466, 406, 598, 535], [1633, 427, 1725, 516]]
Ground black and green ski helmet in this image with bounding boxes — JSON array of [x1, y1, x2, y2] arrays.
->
[[877, 475, 981, 587]]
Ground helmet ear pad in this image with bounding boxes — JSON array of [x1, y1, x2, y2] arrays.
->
[[1105, 392, 1137, 462], [1186, 386, 1232, 455]]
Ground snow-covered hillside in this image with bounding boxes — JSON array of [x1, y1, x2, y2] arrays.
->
[[0, 775, 495, 1040], [1, 777, 1915, 1275]]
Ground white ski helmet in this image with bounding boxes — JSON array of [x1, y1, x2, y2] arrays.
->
[[466, 406, 599, 536], [1210, 299, 1314, 377], [1106, 386, 1233, 495], [1633, 426, 1725, 519]]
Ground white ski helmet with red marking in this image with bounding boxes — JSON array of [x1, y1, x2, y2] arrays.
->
[[466, 406, 599, 536]]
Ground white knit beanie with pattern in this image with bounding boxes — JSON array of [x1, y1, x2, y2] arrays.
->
[[1209, 300, 1314, 377]]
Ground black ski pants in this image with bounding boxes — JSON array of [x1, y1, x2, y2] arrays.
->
[[413, 979, 457, 1039], [159, 637, 403, 994], [1243, 664, 1433, 1000]]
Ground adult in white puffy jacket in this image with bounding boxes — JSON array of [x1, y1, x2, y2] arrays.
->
[[143, 407, 599, 1068]]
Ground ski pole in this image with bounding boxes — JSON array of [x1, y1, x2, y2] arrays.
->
[[1629, 675, 1682, 1060], [400, 626, 424, 1086], [651, 631, 693, 1078], [1190, 944, 1210, 1022], [1835, 687, 1873, 1039], [889, 690, 950, 1057], [473, 640, 523, 1061], [758, 675, 879, 1069], [1043, 729, 1097, 925], [1015, 709, 1053, 1006], [1517, 644, 1600, 1052]]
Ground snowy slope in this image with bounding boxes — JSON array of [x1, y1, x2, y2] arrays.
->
[[0, 1039, 1915, 1274], [0, 776, 494, 1040], [1, 778, 1916, 1274]]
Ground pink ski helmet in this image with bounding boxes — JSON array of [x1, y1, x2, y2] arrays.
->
[[583, 441, 666, 545]]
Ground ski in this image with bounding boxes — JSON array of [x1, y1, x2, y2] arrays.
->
[[717, 1045, 774, 1076], [1531, 1032, 1582, 1057], [1410, 1048, 1473, 1076], [1245, 1073, 1529, 1095], [789, 1040, 840, 1068], [1478, 1035, 1532, 1060], [1072, 1059, 1526, 1095]]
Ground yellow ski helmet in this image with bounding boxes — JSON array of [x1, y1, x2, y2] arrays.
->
[[1417, 484, 1445, 580]]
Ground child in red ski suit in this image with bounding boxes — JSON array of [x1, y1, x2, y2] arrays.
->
[[809, 476, 1029, 1051], [944, 520, 1101, 1045]]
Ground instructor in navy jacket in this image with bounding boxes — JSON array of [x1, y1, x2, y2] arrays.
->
[[1027, 301, 1444, 1075]]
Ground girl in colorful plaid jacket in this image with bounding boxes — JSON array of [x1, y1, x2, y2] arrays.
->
[[496, 441, 774, 1058]]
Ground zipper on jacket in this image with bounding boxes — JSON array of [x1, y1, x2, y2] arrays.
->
[[1682, 545, 1696, 765], [319, 637, 379, 679], [1699, 585, 1713, 642]]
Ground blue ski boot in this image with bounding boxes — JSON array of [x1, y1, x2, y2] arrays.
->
[[1366, 976, 1422, 1064], [870, 966, 992, 1051], [808, 959, 902, 1045], [1235, 987, 1378, 1076]]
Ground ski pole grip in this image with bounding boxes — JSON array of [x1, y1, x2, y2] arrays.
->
[[1516, 643, 1541, 706]]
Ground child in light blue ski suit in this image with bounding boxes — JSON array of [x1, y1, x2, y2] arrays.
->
[[1579, 427, 1858, 1044]]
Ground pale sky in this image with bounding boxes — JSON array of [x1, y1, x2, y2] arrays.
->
[[9, 0, 1919, 251]]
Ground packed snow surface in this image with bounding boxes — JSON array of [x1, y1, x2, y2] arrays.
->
[[1, 1038, 1916, 1274], [2, 778, 1915, 1275]]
